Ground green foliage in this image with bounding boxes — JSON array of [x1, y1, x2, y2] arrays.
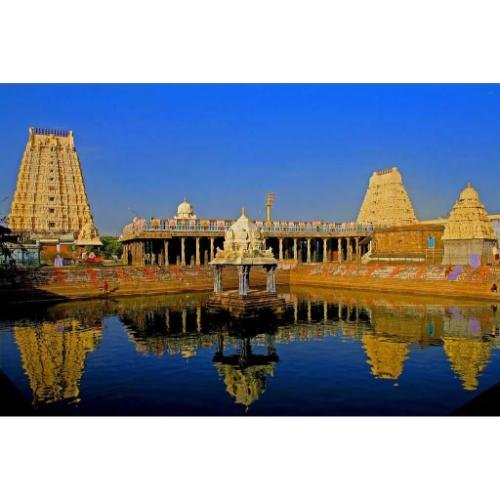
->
[[101, 236, 123, 259]]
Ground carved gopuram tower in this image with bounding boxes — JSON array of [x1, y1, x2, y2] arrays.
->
[[8, 127, 101, 244], [357, 167, 417, 226]]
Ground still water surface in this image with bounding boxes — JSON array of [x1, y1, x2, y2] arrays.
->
[[1, 286, 499, 415]]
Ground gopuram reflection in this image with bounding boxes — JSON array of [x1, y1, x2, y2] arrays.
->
[[13, 318, 102, 406]]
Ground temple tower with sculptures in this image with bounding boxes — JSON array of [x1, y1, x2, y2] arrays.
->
[[357, 167, 417, 226], [442, 183, 497, 265], [8, 127, 101, 245]]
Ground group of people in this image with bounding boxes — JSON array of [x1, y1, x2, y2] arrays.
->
[[53, 249, 98, 267]]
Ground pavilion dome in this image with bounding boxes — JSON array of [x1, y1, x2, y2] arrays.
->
[[442, 183, 495, 240], [175, 197, 197, 219], [210, 208, 276, 264], [224, 208, 262, 252]]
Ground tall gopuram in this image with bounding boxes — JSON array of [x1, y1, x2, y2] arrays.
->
[[441, 183, 496, 265], [357, 167, 417, 226], [8, 127, 101, 245]]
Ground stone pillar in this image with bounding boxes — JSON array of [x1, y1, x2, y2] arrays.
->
[[181, 237, 186, 266], [347, 237, 353, 261], [195, 237, 200, 266], [293, 298, 298, 323], [238, 265, 250, 296], [355, 237, 360, 261], [164, 240, 169, 266], [135, 241, 144, 266], [238, 266, 244, 295], [279, 238, 283, 260], [323, 300, 328, 323], [307, 300, 312, 323], [265, 266, 277, 293], [213, 266, 223, 293], [323, 238, 328, 263], [165, 308, 170, 330], [293, 238, 298, 262], [209, 237, 214, 261], [307, 238, 311, 263], [338, 237, 343, 263]]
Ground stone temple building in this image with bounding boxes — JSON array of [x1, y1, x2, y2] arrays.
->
[[357, 166, 417, 226], [442, 183, 497, 265], [8, 127, 101, 245]]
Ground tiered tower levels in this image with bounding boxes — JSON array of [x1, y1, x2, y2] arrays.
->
[[8, 127, 98, 241], [357, 166, 417, 226], [442, 183, 496, 240]]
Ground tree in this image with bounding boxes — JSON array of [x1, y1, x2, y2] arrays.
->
[[100, 236, 123, 260], [0, 216, 16, 266]]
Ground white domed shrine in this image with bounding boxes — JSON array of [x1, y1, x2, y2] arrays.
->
[[174, 198, 197, 220], [211, 208, 275, 264], [208, 208, 285, 314]]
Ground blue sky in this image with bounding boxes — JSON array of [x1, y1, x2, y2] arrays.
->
[[0, 84, 499, 235]]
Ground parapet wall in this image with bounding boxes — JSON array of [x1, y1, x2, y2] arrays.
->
[[0, 265, 290, 303], [2, 262, 499, 303], [289, 263, 500, 301]]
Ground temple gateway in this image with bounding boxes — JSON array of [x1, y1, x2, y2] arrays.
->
[[8, 128, 101, 246]]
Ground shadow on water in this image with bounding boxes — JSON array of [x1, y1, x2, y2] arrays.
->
[[1, 286, 499, 416]]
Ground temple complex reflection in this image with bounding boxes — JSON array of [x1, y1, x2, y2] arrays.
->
[[13, 319, 102, 406], [117, 289, 499, 395], [5, 288, 499, 409]]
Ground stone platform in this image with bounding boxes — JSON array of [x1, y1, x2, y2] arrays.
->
[[206, 290, 286, 315]]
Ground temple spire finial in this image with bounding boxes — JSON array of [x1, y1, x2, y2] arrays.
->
[[241, 207, 246, 217]]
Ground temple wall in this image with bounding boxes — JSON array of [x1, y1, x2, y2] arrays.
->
[[2, 261, 500, 303], [442, 239, 496, 266], [0, 265, 291, 303], [371, 223, 444, 261]]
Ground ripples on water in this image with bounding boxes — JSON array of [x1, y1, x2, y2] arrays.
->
[[0, 286, 499, 415]]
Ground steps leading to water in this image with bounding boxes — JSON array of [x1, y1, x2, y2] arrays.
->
[[1, 263, 498, 303]]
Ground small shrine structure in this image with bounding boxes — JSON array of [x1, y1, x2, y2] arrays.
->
[[208, 208, 285, 314]]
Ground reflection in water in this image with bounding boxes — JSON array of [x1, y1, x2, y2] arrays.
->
[[1, 287, 499, 413], [213, 335, 278, 410], [362, 336, 409, 380], [13, 320, 102, 406], [443, 339, 492, 391]]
